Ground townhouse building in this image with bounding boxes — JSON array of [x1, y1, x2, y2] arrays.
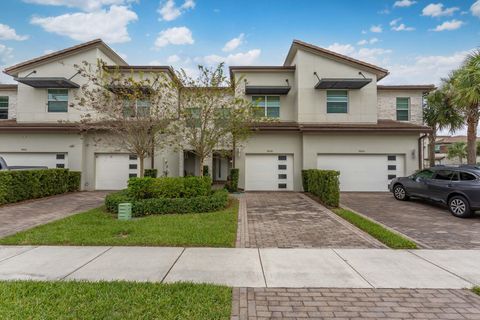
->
[[0, 39, 433, 191]]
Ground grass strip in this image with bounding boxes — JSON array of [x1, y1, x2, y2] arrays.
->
[[332, 208, 418, 249]]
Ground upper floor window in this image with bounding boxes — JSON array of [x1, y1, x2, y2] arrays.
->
[[0, 96, 8, 119], [252, 96, 280, 118], [327, 90, 348, 113], [396, 97, 409, 121], [186, 107, 201, 127], [47, 89, 68, 113], [123, 99, 151, 117]]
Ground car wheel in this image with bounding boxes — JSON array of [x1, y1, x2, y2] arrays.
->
[[393, 185, 409, 201], [448, 195, 472, 218]]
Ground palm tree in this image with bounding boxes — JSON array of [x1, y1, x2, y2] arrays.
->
[[447, 142, 467, 164], [424, 83, 464, 167], [452, 50, 480, 164]]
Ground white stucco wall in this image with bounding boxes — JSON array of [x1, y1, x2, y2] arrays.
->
[[377, 90, 424, 125], [233, 71, 296, 122], [293, 50, 378, 124]]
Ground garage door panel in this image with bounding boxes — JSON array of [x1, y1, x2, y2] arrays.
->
[[245, 154, 293, 191], [317, 154, 404, 192], [1, 152, 68, 169], [95, 154, 138, 190]]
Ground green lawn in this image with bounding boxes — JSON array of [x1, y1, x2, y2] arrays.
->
[[473, 287, 480, 296], [0, 281, 231, 320], [332, 208, 418, 249], [0, 199, 238, 247]]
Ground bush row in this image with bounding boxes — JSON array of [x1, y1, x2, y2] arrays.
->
[[302, 169, 340, 207], [0, 169, 82, 205], [127, 176, 212, 200], [105, 189, 229, 216]]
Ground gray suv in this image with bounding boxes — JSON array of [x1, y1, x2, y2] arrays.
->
[[389, 165, 480, 218]]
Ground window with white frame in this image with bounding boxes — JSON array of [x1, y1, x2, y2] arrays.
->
[[327, 90, 348, 113], [251, 96, 280, 118], [123, 99, 151, 117], [0, 96, 8, 119], [47, 89, 68, 113]]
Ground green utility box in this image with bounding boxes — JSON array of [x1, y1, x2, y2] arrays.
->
[[118, 203, 132, 220]]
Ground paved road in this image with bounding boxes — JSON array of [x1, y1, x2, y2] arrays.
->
[[243, 192, 382, 248], [0, 192, 109, 238], [1, 246, 480, 289], [341, 192, 480, 249]]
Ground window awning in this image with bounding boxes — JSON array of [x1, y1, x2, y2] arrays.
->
[[106, 85, 153, 95], [314, 78, 372, 90], [14, 77, 80, 88], [245, 85, 291, 95]]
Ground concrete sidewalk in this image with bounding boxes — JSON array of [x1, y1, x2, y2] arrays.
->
[[0, 246, 479, 289]]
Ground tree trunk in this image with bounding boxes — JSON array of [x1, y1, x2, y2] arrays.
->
[[232, 138, 236, 168], [428, 132, 436, 168], [466, 108, 479, 165], [198, 155, 204, 176], [139, 155, 145, 177]]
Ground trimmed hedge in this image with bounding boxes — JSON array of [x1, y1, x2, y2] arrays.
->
[[127, 176, 212, 200], [226, 168, 239, 192], [144, 169, 157, 178], [303, 169, 340, 207], [105, 189, 229, 216], [0, 169, 82, 205], [68, 171, 81, 192]]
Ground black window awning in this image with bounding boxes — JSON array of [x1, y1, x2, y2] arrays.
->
[[14, 77, 80, 88], [314, 78, 372, 90], [106, 85, 153, 95], [245, 85, 291, 95]]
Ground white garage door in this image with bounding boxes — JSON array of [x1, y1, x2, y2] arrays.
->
[[316, 154, 405, 192], [245, 154, 293, 191], [1, 152, 68, 169], [95, 154, 139, 190]]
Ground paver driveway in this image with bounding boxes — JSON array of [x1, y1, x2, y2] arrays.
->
[[0, 191, 109, 238], [341, 192, 480, 249], [242, 192, 382, 248]]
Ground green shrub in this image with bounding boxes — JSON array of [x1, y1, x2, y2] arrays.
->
[[226, 168, 239, 192], [127, 176, 212, 200], [202, 165, 209, 177], [105, 189, 229, 216], [301, 170, 310, 192], [305, 169, 340, 207], [68, 171, 81, 192], [105, 189, 133, 213], [144, 169, 158, 178], [0, 169, 79, 205]]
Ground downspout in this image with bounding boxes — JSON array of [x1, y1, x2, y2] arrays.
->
[[418, 133, 428, 170]]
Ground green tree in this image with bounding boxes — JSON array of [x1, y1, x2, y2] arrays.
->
[[447, 142, 467, 164], [452, 50, 480, 164], [72, 60, 177, 177], [424, 83, 464, 167], [173, 64, 258, 175]]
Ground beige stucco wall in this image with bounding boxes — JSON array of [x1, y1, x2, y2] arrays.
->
[[377, 90, 424, 125], [302, 133, 420, 177], [236, 132, 303, 191], [234, 71, 296, 122], [293, 50, 378, 124], [0, 89, 17, 119]]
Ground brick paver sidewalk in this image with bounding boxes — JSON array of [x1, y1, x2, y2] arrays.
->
[[231, 287, 480, 319]]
